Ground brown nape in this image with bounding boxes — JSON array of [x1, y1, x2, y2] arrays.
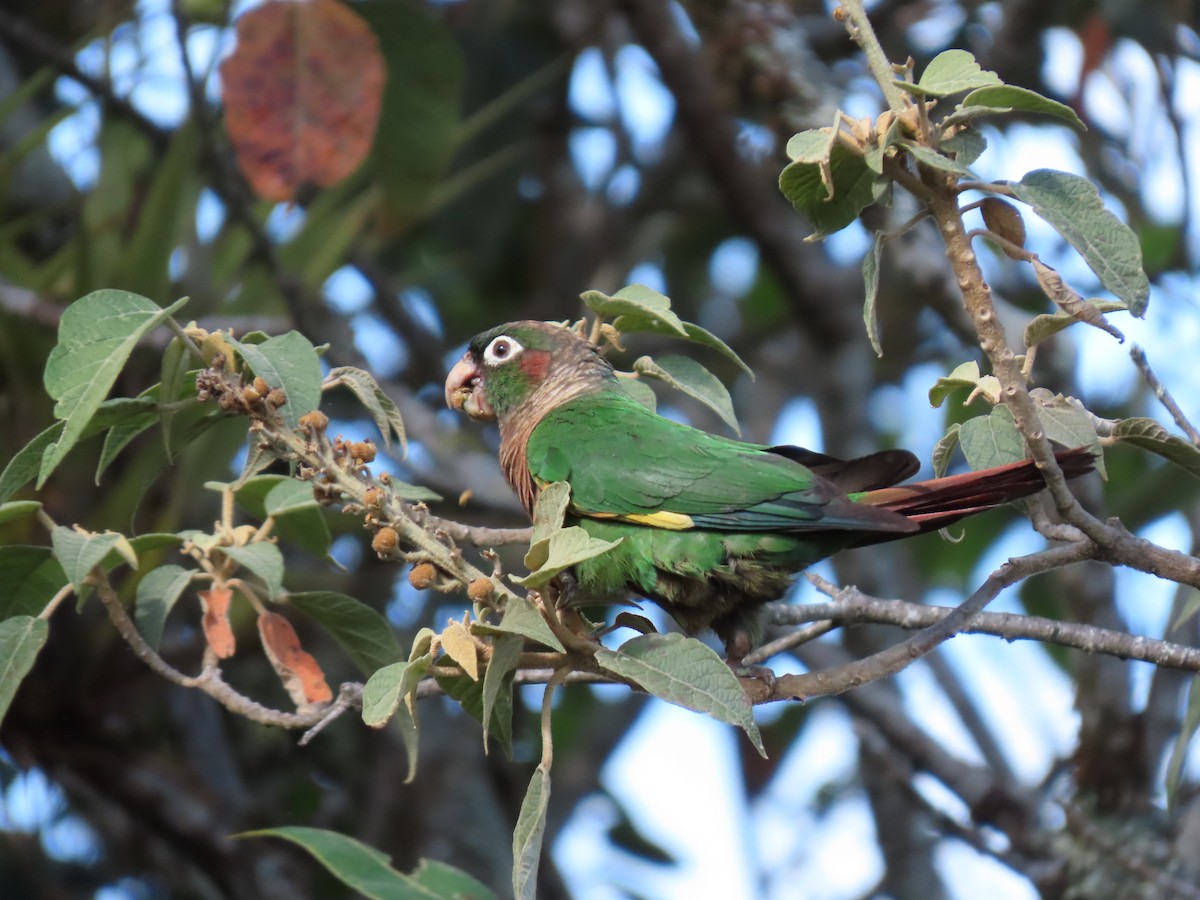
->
[[856, 446, 1096, 538]]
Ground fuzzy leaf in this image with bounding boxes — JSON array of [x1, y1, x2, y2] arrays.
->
[[0, 616, 49, 729], [959, 405, 1025, 471], [326, 366, 407, 453], [613, 317, 753, 379], [232, 331, 323, 430], [779, 142, 883, 238], [1008, 170, 1150, 316], [511, 527, 623, 590], [928, 361, 981, 408], [898, 140, 975, 177], [1032, 260, 1125, 343], [287, 591, 404, 676], [595, 633, 765, 756], [960, 85, 1084, 130], [581, 284, 688, 337], [263, 478, 333, 558], [1024, 298, 1127, 349], [940, 128, 987, 165], [613, 377, 657, 411], [222, 542, 285, 598], [440, 620, 479, 681], [633, 354, 740, 435], [481, 633, 522, 751], [51, 527, 123, 593], [513, 764, 551, 900], [931, 423, 961, 478], [487, 595, 565, 653], [1033, 394, 1106, 478], [362, 655, 432, 730], [784, 128, 833, 162], [436, 669, 513, 759], [1111, 418, 1200, 480], [862, 232, 884, 357], [524, 481, 571, 571], [135, 564, 195, 650], [40, 292, 187, 487], [902, 49, 1003, 97]]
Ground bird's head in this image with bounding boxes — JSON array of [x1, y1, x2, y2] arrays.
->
[[444, 321, 613, 424]]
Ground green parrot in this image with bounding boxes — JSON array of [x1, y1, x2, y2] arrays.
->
[[445, 320, 1093, 662]]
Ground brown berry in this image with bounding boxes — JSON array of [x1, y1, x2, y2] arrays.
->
[[350, 441, 376, 463], [467, 577, 493, 602], [408, 562, 436, 589], [254, 376, 270, 395], [299, 410, 330, 433], [363, 486, 384, 508], [371, 526, 399, 555], [266, 388, 287, 407], [242, 386, 262, 404]]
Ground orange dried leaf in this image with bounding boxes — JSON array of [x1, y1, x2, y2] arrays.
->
[[220, 0, 386, 201], [199, 587, 236, 658], [258, 611, 333, 706]]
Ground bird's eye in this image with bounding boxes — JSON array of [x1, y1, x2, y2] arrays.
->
[[483, 335, 524, 366]]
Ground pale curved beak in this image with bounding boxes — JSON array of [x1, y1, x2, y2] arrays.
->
[[445, 354, 494, 420]]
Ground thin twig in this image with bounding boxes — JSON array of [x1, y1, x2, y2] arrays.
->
[[1130, 344, 1200, 445]]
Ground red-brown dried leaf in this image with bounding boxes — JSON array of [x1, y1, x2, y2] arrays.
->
[[258, 611, 333, 706], [220, 0, 386, 201], [199, 587, 236, 658]]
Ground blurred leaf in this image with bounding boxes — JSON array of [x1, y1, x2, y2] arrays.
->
[[1111, 418, 1200, 480], [158, 338, 193, 462], [435, 667, 513, 759], [0, 616, 49, 729], [613, 377, 657, 411], [1008, 170, 1150, 316], [40, 292, 188, 487], [898, 140, 975, 177], [220, 0, 385, 201], [327, 366, 406, 453], [928, 361, 981, 408], [582, 284, 687, 337], [959, 85, 1085, 130], [900, 49, 1003, 97], [862, 232, 883, 357], [1166, 676, 1200, 815], [0, 547, 67, 620], [959, 405, 1025, 471], [356, 0, 464, 223], [1173, 590, 1200, 632], [1023, 299, 1127, 349], [784, 128, 833, 162], [939, 128, 987, 165], [223, 542, 285, 598], [287, 591, 404, 676], [135, 564, 194, 650], [595, 633, 765, 756], [243, 826, 492, 899], [513, 764, 551, 900], [258, 611, 333, 706], [232, 332, 322, 430], [51, 527, 123, 593], [633, 354, 739, 434], [199, 586, 236, 658], [264, 478, 332, 558], [481, 634, 522, 752], [0, 501, 41, 527], [932, 423, 961, 477], [613, 317, 753, 379]]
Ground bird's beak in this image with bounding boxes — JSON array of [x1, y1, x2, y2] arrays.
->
[[445, 354, 495, 420]]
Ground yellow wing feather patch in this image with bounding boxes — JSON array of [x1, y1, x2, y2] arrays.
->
[[582, 509, 695, 530]]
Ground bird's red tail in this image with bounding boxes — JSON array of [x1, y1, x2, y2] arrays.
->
[[858, 447, 1095, 535]]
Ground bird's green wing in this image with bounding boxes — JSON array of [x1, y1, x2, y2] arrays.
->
[[526, 392, 912, 535]]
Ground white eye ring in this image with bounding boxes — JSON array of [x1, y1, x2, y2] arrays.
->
[[483, 335, 524, 366]]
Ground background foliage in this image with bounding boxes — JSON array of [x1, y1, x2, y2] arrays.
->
[[2, 0, 1200, 897]]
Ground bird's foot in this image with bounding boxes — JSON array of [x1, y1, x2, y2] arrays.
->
[[550, 569, 578, 607], [729, 661, 776, 693]]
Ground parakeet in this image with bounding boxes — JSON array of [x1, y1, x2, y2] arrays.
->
[[445, 320, 1093, 662]]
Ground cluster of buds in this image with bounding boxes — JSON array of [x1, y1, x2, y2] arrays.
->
[[196, 369, 287, 417]]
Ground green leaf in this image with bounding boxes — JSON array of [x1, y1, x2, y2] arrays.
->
[[523, 481, 571, 571], [633, 354, 740, 434], [0, 422, 61, 504], [241, 826, 482, 900], [222, 542, 284, 598], [901, 49, 1003, 97], [1166, 676, 1200, 815], [959, 405, 1025, 471], [326, 366, 407, 453], [158, 337, 193, 461], [0, 616, 49, 729], [862, 232, 884, 358], [39, 292, 188, 486], [511, 527, 623, 590], [1008, 170, 1150, 316], [931, 423, 961, 477], [288, 591, 405, 676], [1031, 260, 1126, 343], [362, 655, 433, 728], [435, 668, 513, 758], [595, 632, 765, 756], [0, 501, 41, 527], [1023, 299, 1128, 349], [613, 377, 657, 411], [486, 595, 565, 653], [928, 361, 982, 408], [135, 564, 195, 650], [232, 331, 322, 430], [960, 85, 1085, 131], [1034, 393, 1106, 478], [939, 128, 987, 166], [784, 128, 833, 162], [1111, 418, 1200, 480], [51, 527, 123, 593], [779, 143, 883, 239], [512, 764, 551, 900], [0, 547, 68, 619], [97, 405, 159, 482], [898, 140, 975, 177], [581, 284, 688, 337], [612, 317, 754, 379], [264, 479, 332, 558], [481, 633, 522, 752]]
